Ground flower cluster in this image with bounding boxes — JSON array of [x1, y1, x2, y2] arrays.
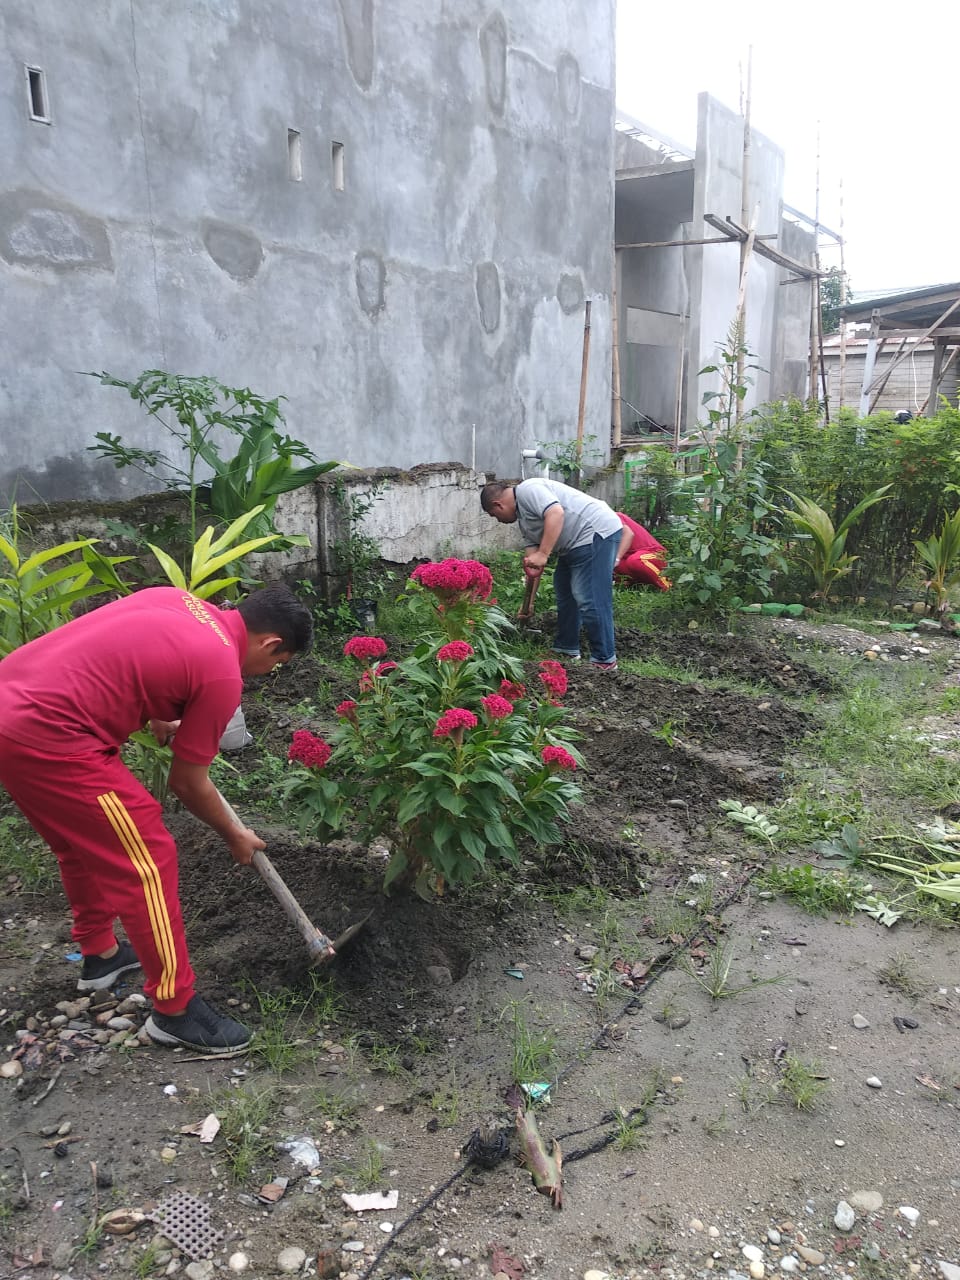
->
[[499, 678, 527, 702], [411, 558, 493, 600], [437, 641, 474, 663], [541, 744, 577, 771], [433, 707, 478, 739], [481, 694, 514, 720], [343, 635, 388, 662], [335, 699, 358, 725], [375, 661, 398, 676], [538, 659, 568, 703], [288, 729, 332, 769]]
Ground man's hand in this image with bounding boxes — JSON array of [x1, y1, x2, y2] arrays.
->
[[523, 549, 548, 575], [225, 824, 267, 866], [149, 718, 181, 746]]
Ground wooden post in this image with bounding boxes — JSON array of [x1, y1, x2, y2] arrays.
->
[[920, 344, 958, 416], [611, 253, 622, 447], [925, 339, 947, 417], [859, 311, 881, 418], [574, 299, 592, 476], [735, 48, 752, 420]]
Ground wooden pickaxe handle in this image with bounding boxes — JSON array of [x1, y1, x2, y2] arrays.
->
[[518, 572, 541, 621], [217, 790, 335, 964]]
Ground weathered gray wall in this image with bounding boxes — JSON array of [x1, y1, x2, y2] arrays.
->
[[0, 1, 615, 503]]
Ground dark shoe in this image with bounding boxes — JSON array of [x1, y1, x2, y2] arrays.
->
[[145, 995, 251, 1054], [589, 659, 618, 671], [77, 940, 141, 992]]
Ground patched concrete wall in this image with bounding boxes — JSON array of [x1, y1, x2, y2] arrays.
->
[[1, 1, 615, 502]]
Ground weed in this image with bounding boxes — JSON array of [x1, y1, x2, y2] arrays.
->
[[0, 811, 56, 893], [72, 1220, 104, 1261], [651, 717, 682, 747], [647, 893, 699, 941], [347, 1140, 387, 1191], [703, 1106, 731, 1137], [718, 799, 780, 845], [876, 951, 926, 999], [682, 940, 784, 1001], [757, 863, 857, 915], [133, 1240, 162, 1278], [366, 1040, 407, 1077], [501, 1001, 557, 1085], [218, 1086, 276, 1184], [428, 1070, 462, 1128], [308, 1088, 361, 1128], [777, 1055, 828, 1111], [611, 1105, 648, 1152]]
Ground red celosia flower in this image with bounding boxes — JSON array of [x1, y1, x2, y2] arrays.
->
[[336, 700, 358, 725], [375, 661, 398, 676], [410, 558, 493, 600], [358, 672, 373, 693], [343, 635, 388, 662], [541, 744, 577, 771], [481, 694, 513, 720], [437, 641, 474, 662], [499, 679, 527, 701], [433, 707, 479, 738], [288, 729, 332, 769]]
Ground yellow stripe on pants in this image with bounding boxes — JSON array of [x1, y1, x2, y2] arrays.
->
[[97, 791, 178, 1003]]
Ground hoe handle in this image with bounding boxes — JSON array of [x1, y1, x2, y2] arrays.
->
[[217, 790, 334, 962]]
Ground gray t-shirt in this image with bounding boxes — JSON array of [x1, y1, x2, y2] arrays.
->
[[514, 479, 621, 555]]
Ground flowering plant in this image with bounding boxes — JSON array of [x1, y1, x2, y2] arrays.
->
[[284, 560, 582, 897]]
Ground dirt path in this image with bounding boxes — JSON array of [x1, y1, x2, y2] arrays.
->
[[2, 623, 959, 1280]]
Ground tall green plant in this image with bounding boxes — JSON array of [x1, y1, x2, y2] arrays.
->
[[781, 486, 891, 602], [668, 328, 787, 612], [0, 505, 131, 656], [87, 370, 341, 547], [914, 508, 960, 617], [144, 505, 290, 600]]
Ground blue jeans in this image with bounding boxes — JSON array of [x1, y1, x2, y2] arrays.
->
[[552, 531, 619, 664]]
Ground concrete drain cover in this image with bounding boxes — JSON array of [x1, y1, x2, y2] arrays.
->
[[148, 1192, 223, 1260]]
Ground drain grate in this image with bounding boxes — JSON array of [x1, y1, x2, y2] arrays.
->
[[148, 1192, 223, 1260]]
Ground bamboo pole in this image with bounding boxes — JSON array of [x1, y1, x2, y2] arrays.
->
[[735, 47, 752, 421], [574, 300, 592, 476], [611, 253, 622, 447], [838, 180, 847, 412]]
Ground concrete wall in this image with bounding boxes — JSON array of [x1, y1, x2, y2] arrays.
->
[[0, 1, 615, 503]]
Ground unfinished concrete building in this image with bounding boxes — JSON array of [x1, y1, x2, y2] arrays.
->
[[614, 96, 817, 442], [1, 2, 615, 502]]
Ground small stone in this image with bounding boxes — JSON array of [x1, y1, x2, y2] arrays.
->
[[767, 1228, 781, 1244], [227, 1253, 249, 1273], [850, 1190, 883, 1213], [379, 1222, 393, 1233], [0, 1060, 24, 1079], [742, 1244, 764, 1263], [780, 1259, 799, 1274], [159, 1146, 177, 1163], [835, 1201, 855, 1232], [938, 1264, 960, 1280], [865, 1076, 882, 1089], [107, 1016, 135, 1032], [852, 1013, 869, 1029], [834, 1139, 845, 1147], [796, 1245, 826, 1265], [899, 1206, 920, 1225], [577, 945, 599, 961], [749, 1262, 764, 1279], [185, 1263, 214, 1280], [708, 1225, 721, 1238], [690, 1218, 705, 1232], [342, 1242, 364, 1252], [277, 1246, 307, 1272], [584, 1272, 611, 1280], [162, 1083, 178, 1096]]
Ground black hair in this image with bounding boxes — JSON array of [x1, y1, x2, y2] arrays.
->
[[237, 584, 314, 654], [480, 480, 512, 512]]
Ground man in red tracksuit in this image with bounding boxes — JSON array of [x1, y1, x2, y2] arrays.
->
[[0, 584, 313, 1054], [614, 512, 671, 590]]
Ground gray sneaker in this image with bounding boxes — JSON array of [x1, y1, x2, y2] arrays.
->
[[77, 940, 141, 992], [145, 995, 251, 1054]]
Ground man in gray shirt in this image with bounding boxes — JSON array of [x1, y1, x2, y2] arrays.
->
[[481, 478, 621, 670]]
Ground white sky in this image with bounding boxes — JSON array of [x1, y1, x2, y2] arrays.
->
[[615, 0, 960, 294]]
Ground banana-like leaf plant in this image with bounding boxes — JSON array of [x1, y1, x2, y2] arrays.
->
[[781, 485, 892, 602], [914, 508, 960, 617], [145, 504, 287, 599]]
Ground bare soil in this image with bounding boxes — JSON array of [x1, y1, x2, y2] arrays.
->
[[2, 623, 959, 1280]]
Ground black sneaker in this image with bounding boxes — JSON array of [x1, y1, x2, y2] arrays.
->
[[77, 940, 142, 992], [144, 995, 252, 1055]]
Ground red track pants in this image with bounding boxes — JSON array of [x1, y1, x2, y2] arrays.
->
[[0, 734, 196, 1013]]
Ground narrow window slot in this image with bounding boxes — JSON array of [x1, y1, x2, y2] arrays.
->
[[287, 129, 303, 181], [26, 66, 51, 123], [331, 141, 345, 192]]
